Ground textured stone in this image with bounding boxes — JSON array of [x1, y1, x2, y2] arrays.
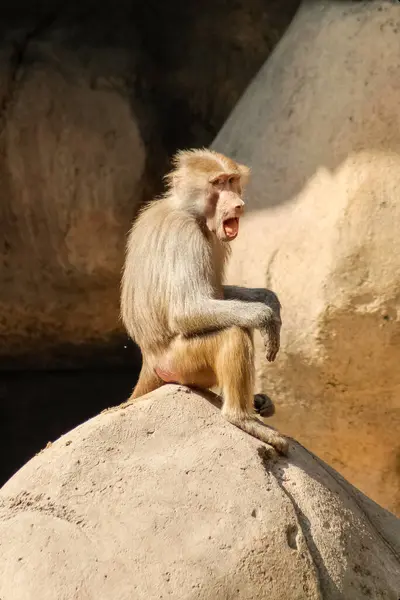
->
[[0, 386, 399, 599], [212, 0, 400, 515]]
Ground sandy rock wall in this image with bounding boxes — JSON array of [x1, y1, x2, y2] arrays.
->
[[213, 0, 400, 515]]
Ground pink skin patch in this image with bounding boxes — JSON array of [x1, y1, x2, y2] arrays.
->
[[155, 367, 181, 384]]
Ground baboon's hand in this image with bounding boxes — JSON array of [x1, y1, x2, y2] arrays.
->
[[260, 310, 281, 362]]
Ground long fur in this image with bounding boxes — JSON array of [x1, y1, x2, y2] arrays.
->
[[121, 150, 233, 355]]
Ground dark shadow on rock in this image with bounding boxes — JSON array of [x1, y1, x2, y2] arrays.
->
[[0, 365, 139, 486], [258, 445, 341, 598], [257, 438, 400, 598]]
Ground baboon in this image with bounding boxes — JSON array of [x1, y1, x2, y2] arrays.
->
[[121, 148, 288, 454]]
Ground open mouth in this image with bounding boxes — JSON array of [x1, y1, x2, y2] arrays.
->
[[223, 217, 239, 239]]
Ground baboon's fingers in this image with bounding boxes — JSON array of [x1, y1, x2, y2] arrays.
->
[[266, 346, 278, 362], [263, 333, 280, 362]]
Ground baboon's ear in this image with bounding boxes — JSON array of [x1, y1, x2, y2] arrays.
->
[[237, 163, 251, 187]]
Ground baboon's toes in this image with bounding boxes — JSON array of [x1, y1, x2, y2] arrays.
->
[[272, 435, 289, 456], [254, 393, 275, 417]]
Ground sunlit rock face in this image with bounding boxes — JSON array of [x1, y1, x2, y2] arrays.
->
[[214, 0, 400, 515]]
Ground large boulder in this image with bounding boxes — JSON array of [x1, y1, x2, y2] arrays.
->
[[212, 1, 400, 515], [0, 386, 399, 599]]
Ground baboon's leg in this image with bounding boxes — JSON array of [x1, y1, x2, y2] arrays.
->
[[127, 361, 164, 402], [215, 327, 287, 453], [215, 326, 255, 417], [158, 328, 288, 454]]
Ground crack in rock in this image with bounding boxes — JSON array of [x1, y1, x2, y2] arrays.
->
[[258, 447, 326, 599]]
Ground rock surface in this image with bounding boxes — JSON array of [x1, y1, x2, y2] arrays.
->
[[213, 0, 400, 515], [0, 385, 399, 600]]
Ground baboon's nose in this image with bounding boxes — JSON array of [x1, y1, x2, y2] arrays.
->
[[234, 204, 244, 216]]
